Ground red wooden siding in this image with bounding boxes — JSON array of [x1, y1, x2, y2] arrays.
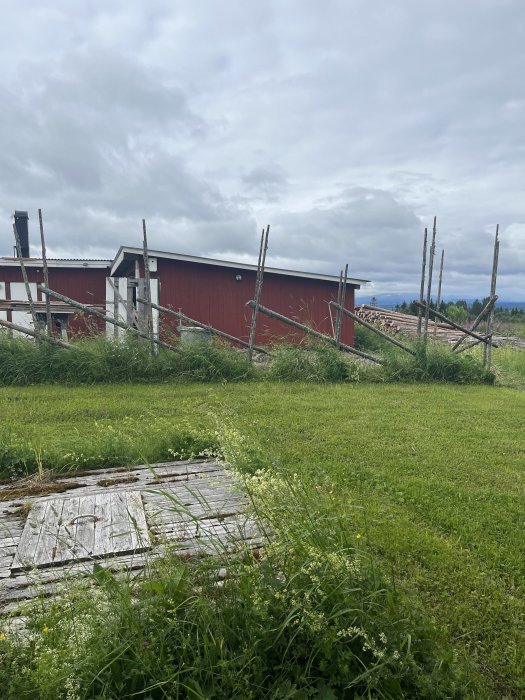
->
[[1, 257, 357, 346], [154, 258, 355, 347], [0, 264, 108, 333]]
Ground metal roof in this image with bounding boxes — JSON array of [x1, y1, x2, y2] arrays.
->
[[111, 246, 369, 286], [0, 249, 370, 287], [0, 258, 111, 268]]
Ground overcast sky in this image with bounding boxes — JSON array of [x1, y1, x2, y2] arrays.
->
[[1, 1, 524, 299]]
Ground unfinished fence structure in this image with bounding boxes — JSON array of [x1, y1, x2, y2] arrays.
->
[[350, 219, 504, 367], [0, 210, 369, 358], [1, 209, 513, 368]]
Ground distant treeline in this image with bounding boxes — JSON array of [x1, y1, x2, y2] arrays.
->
[[388, 297, 525, 324]]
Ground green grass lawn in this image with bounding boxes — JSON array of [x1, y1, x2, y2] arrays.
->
[[1, 382, 524, 697]]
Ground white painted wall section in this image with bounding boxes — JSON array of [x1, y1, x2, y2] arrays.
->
[[0, 282, 6, 322], [105, 277, 128, 340], [11, 282, 38, 332]]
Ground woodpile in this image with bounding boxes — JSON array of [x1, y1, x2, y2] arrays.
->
[[356, 304, 467, 344]]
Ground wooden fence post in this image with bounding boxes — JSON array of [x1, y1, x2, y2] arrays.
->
[[423, 217, 436, 343], [142, 219, 155, 354], [335, 264, 348, 348], [417, 228, 428, 338], [248, 225, 269, 361], [484, 225, 499, 369], [38, 209, 52, 336], [13, 217, 39, 338], [433, 249, 445, 340]]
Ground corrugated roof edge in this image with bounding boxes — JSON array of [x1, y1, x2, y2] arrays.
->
[[111, 246, 370, 286], [1, 249, 370, 286], [0, 258, 111, 268]]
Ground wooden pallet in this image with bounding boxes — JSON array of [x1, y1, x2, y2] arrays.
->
[[0, 460, 260, 614]]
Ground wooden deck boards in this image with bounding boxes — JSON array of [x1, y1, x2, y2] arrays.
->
[[12, 491, 151, 572], [0, 460, 260, 614]]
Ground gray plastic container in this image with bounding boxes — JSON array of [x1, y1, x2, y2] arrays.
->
[[179, 326, 213, 346]]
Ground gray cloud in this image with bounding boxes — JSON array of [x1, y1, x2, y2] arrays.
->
[[0, 0, 524, 298]]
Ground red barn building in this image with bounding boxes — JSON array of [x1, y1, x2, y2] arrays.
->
[[1, 214, 368, 346]]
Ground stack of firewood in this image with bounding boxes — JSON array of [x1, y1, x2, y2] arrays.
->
[[356, 304, 466, 344]]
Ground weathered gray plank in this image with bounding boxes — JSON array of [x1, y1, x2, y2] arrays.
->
[[147, 502, 246, 528], [108, 492, 133, 553], [0, 527, 25, 545], [11, 501, 49, 571], [0, 552, 157, 606], [55, 496, 81, 563], [143, 481, 239, 504], [143, 489, 242, 512], [0, 544, 16, 555], [33, 499, 65, 566], [68, 494, 97, 562], [92, 493, 114, 557], [159, 515, 259, 543], [126, 492, 150, 551]]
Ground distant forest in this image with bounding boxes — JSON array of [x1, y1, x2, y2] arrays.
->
[[386, 298, 525, 324]]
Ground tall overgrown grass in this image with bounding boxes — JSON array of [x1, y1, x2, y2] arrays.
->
[[492, 346, 525, 388], [267, 342, 350, 382], [354, 325, 394, 354], [0, 333, 253, 385], [380, 342, 496, 384], [266, 340, 495, 385], [0, 426, 470, 699], [0, 332, 497, 387]]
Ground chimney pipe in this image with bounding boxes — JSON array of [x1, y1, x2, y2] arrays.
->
[[13, 211, 30, 258]]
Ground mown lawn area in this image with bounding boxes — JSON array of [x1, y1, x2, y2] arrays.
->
[[1, 382, 524, 697]]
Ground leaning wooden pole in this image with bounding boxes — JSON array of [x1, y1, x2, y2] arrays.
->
[[137, 297, 271, 355], [248, 225, 269, 361], [455, 336, 492, 354], [0, 318, 74, 349], [483, 225, 499, 368], [40, 286, 178, 352], [38, 209, 53, 337], [334, 269, 343, 341], [13, 218, 40, 338], [433, 249, 445, 340], [108, 278, 120, 340], [414, 301, 498, 347], [247, 300, 383, 364], [423, 217, 437, 343], [335, 264, 348, 348], [329, 301, 416, 355], [452, 295, 497, 351], [142, 219, 155, 354], [417, 228, 428, 338]]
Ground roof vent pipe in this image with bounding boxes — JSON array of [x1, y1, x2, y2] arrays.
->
[[13, 210, 30, 258]]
